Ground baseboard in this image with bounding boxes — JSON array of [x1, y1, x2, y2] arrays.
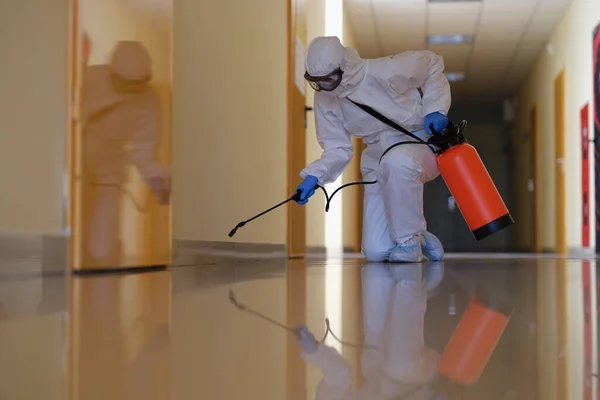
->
[[307, 246, 358, 254], [568, 247, 596, 258], [0, 232, 68, 275], [171, 240, 359, 266], [174, 239, 286, 253], [172, 239, 288, 266]]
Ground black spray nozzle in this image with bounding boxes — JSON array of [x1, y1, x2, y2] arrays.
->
[[427, 120, 468, 153], [228, 221, 246, 237], [291, 189, 303, 203], [429, 120, 457, 136]]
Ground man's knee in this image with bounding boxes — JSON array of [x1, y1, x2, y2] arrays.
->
[[362, 242, 390, 262], [380, 151, 423, 181]]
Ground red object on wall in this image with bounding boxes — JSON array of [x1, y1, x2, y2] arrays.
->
[[582, 260, 593, 400], [582, 104, 590, 247]]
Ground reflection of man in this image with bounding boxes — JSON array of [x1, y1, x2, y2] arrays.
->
[[81, 39, 171, 266], [297, 263, 445, 400]]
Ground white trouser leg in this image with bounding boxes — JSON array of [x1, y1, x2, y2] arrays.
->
[[361, 180, 396, 262], [377, 144, 439, 245], [360, 145, 395, 262], [361, 264, 393, 385], [382, 275, 439, 384]]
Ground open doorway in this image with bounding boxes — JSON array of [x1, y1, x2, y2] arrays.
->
[[69, 0, 173, 271]]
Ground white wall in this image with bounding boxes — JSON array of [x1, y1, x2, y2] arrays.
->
[[514, 0, 600, 251], [0, 0, 68, 235], [172, 0, 288, 245], [514, 2, 600, 399]]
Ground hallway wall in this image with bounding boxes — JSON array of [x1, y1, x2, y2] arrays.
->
[[514, 0, 600, 252], [513, 3, 600, 398], [172, 0, 288, 245], [0, 0, 68, 235]]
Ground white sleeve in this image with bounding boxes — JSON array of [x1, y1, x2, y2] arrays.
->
[[300, 93, 354, 186], [302, 343, 354, 400], [416, 50, 451, 117]]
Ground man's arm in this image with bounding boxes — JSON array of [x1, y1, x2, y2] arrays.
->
[[417, 50, 451, 117], [300, 93, 354, 186]]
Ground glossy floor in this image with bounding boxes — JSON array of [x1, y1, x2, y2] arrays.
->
[[0, 255, 596, 400]]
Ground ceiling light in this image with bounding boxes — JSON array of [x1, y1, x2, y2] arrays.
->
[[429, 0, 481, 2], [444, 72, 466, 82], [427, 34, 474, 45]]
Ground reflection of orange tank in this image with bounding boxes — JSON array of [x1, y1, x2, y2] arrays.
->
[[437, 288, 513, 386], [431, 121, 514, 241]]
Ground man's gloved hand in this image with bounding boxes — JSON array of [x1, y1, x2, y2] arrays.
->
[[295, 175, 319, 205], [296, 325, 319, 353], [425, 112, 449, 135]]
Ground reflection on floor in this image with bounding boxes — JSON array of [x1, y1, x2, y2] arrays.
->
[[0, 255, 596, 400]]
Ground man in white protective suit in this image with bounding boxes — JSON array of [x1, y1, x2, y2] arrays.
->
[[296, 36, 451, 263], [296, 263, 446, 400]]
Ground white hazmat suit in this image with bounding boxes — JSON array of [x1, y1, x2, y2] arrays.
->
[[300, 37, 451, 262], [300, 263, 445, 400]]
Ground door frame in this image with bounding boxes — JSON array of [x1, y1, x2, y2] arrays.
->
[[554, 69, 567, 255], [67, 0, 82, 270], [286, 0, 307, 259], [531, 104, 541, 253]]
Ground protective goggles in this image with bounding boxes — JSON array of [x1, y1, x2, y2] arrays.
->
[[304, 68, 344, 92]]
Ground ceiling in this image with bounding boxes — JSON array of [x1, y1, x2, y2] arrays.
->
[[345, 0, 572, 102]]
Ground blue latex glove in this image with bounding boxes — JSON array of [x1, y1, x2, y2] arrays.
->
[[425, 112, 449, 135], [296, 325, 318, 353], [295, 175, 319, 205]]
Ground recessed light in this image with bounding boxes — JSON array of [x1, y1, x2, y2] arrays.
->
[[429, 0, 481, 2], [445, 72, 466, 82], [427, 34, 474, 45]]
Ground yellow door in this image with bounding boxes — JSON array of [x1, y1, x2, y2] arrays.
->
[[68, 0, 173, 272], [287, 0, 308, 258], [554, 70, 567, 255]]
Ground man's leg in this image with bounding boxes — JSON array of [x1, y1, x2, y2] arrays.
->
[[377, 144, 440, 262], [360, 147, 396, 262]]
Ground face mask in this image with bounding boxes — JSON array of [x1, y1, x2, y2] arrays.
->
[[304, 68, 344, 92]]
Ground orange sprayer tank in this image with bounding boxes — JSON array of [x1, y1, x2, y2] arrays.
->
[[437, 287, 514, 386], [430, 121, 514, 240]]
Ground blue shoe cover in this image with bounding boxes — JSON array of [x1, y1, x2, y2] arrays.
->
[[419, 231, 444, 261], [389, 238, 425, 263]]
